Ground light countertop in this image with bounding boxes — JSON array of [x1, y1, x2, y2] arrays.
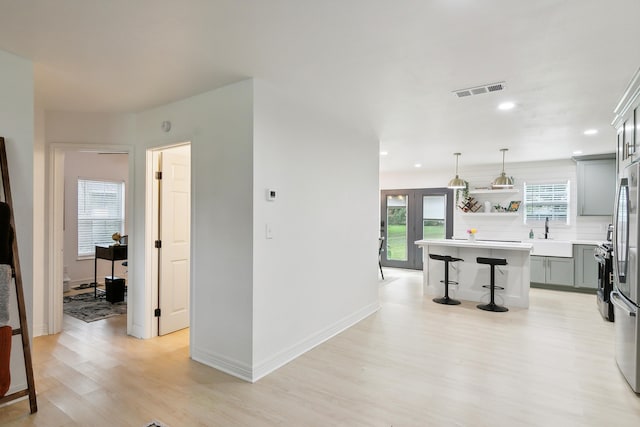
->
[[450, 237, 606, 246], [567, 239, 605, 245], [415, 239, 533, 251]]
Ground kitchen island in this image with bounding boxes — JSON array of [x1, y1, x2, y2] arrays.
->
[[415, 239, 534, 308]]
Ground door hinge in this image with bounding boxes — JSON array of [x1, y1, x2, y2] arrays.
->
[[154, 308, 161, 317], [155, 240, 162, 249], [155, 171, 162, 180]]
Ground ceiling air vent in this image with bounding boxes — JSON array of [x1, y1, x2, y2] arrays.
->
[[454, 81, 506, 98], [487, 82, 505, 92]]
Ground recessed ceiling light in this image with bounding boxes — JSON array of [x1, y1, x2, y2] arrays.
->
[[414, 163, 422, 168], [573, 150, 583, 155], [380, 151, 388, 156], [498, 102, 515, 111], [584, 129, 598, 135]]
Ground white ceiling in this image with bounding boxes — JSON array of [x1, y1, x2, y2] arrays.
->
[[0, 0, 639, 172]]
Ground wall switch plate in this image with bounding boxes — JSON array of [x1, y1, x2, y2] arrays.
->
[[266, 223, 274, 239]]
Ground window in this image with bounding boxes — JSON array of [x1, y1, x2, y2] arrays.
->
[[77, 178, 125, 257], [524, 181, 570, 224]]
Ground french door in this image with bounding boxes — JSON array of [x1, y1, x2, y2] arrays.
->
[[380, 188, 453, 270]]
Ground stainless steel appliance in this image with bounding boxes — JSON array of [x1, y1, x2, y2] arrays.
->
[[612, 161, 640, 393], [595, 242, 614, 321]]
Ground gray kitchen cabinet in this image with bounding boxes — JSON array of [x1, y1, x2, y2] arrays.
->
[[576, 158, 615, 216], [574, 244, 598, 289], [530, 256, 546, 283], [530, 255, 574, 286]]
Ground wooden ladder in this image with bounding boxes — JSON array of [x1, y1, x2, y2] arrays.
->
[[0, 137, 37, 413]]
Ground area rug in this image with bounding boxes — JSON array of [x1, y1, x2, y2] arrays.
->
[[63, 292, 126, 322]]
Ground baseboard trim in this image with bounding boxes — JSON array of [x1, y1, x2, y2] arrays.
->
[[68, 274, 127, 288], [33, 323, 48, 337], [252, 301, 380, 382], [3, 381, 28, 402], [191, 347, 253, 382], [68, 277, 95, 287], [129, 323, 146, 339], [530, 282, 597, 294], [190, 301, 380, 383]]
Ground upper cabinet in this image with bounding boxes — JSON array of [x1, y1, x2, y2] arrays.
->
[[613, 67, 640, 171], [575, 156, 616, 216]]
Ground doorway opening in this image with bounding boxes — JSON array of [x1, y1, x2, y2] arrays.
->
[[380, 188, 453, 270], [48, 144, 133, 335]]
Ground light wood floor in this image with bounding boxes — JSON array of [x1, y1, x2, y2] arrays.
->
[[1, 268, 640, 426]]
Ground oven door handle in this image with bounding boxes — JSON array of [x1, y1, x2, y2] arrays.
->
[[611, 290, 637, 317]]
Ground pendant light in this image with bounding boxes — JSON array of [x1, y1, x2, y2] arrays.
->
[[492, 148, 514, 188], [447, 153, 466, 189]]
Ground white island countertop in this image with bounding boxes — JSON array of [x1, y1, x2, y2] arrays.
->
[[415, 239, 533, 251]]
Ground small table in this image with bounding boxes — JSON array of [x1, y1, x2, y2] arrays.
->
[[94, 244, 128, 298]]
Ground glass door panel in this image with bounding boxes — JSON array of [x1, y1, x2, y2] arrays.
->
[[381, 188, 453, 270], [386, 195, 408, 261], [422, 195, 446, 240]]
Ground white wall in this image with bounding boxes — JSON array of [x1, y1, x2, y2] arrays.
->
[[251, 81, 380, 380], [136, 79, 380, 381], [63, 152, 129, 285], [33, 106, 46, 336], [135, 81, 255, 371], [380, 159, 612, 242], [45, 112, 136, 145], [0, 49, 33, 395]]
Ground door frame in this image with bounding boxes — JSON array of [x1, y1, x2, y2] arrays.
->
[[47, 143, 134, 335], [380, 188, 454, 270], [145, 142, 192, 338]]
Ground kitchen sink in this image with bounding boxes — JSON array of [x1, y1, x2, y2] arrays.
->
[[530, 239, 573, 257]]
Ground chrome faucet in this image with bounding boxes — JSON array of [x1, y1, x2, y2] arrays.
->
[[544, 217, 549, 239]]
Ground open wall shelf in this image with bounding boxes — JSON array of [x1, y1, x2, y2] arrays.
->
[[468, 189, 520, 195], [460, 212, 519, 217]]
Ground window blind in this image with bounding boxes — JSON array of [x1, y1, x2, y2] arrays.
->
[[77, 179, 125, 257], [524, 182, 569, 223]]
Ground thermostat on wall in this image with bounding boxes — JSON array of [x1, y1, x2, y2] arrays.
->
[[267, 189, 277, 201]]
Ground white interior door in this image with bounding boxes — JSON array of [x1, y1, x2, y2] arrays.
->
[[158, 146, 191, 335]]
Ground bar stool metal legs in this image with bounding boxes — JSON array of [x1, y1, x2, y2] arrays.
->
[[476, 257, 508, 312], [429, 254, 463, 305], [378, 237, 385, 280]]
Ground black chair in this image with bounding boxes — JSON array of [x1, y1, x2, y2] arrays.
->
[[378, 237, 385, 280], [476, 257, 508, 312], [428, 254, 463, 305]]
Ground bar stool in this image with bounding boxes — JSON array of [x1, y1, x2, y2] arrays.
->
[[476, 257, 508, 312], [428, 254, 464, 305]]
